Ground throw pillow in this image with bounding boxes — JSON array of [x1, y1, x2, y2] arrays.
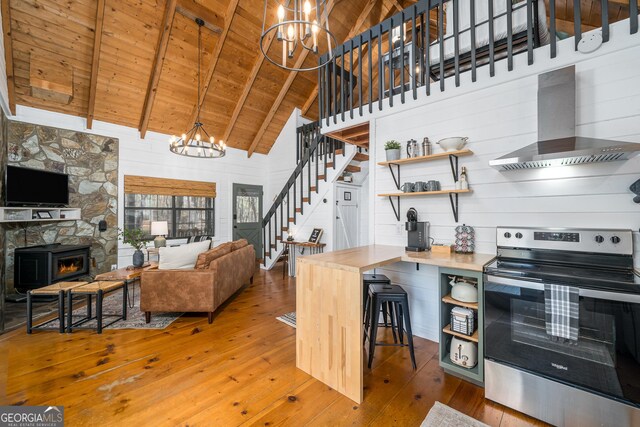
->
[[195, 242, 233, 269], [158, 240, 211, 270], [231, 239, 249, 251]]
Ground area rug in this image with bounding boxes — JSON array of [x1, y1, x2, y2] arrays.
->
[[47, 284, 181, 330], [421, 402, 489, 427], [276, 311, 296, 328]]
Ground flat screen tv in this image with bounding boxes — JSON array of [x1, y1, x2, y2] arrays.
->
[[5, 165, 69, 207]]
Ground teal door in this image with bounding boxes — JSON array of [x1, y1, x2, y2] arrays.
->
[[232, 183, 263, 259]]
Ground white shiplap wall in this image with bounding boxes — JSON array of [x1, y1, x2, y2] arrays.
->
[[357, 28, 640, 342], [11, 106, 270, 267]]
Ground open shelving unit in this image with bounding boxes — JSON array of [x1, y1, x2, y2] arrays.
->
[[438, 267, 484, 386], [376, 149, 473, 221], [0, 207, 81, 223]]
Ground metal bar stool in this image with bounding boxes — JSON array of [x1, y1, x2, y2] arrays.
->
[[365, 283, 417, 370], [362, 274, 399, 344]]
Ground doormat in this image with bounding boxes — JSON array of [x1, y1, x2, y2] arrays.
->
[[46, 285, 181, 331], [421, 402, 489, 427], [276, 311, 296, 328]]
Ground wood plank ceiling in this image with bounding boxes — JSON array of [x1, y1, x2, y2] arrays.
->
[[2, 0, 406, 155], [2, 0, 634, 155]]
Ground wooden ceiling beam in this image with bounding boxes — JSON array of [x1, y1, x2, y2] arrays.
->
[[87, 0, 106, 129], [175, 0, 224, 34], [391, 0, 404, 12], [220, 5, 283, 146], [185, 0, 239, 135], [1, 0, 16, 114], [139, 0, 177, 139], [246, 0, 340, 157]]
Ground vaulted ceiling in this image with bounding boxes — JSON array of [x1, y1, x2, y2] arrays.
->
[[1, 0, 411, 155]]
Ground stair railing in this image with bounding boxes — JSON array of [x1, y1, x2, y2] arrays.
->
[[262, 121, 344, 263]]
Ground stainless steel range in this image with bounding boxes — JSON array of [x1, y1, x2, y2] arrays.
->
[[484, 227, 640, 427]]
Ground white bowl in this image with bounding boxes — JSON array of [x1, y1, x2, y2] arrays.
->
[[437, 137, 469, 152]]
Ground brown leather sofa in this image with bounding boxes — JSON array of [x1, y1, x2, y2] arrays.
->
[[140, 239, 256, 324]]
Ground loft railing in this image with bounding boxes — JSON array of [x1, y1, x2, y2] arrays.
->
[[318, 0, 639, 125], [262, 122, 344, 262]]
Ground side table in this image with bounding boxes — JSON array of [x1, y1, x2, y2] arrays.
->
[[26, 281, 89, 333], [67, 281, 126, 333]]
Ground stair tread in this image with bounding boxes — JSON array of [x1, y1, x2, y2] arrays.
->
[[336, 149, 369, 162]]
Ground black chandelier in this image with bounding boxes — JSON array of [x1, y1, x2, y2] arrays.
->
[[260, 0, 337, 72], [170, 18, 226, 158]]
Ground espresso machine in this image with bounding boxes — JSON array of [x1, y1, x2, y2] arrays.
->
[[405, 208, 430, 252]]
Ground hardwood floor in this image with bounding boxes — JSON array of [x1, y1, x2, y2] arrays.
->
[[0, 265, 547, 426]]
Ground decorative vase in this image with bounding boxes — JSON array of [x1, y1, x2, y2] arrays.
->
[[386, 148, 400, 161], [132, 250, 145, 268]]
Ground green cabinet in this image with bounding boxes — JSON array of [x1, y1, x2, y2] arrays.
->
[[438, 267, 484, 386]]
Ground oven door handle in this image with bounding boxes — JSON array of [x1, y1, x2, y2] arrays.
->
[[485, 275, 640, 303]]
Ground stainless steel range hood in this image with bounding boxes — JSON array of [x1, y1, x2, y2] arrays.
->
[[490, 66, 640, 171]]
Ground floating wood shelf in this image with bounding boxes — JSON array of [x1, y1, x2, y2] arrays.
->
[[377, 149, 473, 166], [377, 149, 473, 222], [377, 189, 472, 197], [0, 207, 81, 223], [443, 324, 479, 343], [442, 294, 478, 310]]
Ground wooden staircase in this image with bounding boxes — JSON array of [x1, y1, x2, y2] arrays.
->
[[261, 122, 350, 265]]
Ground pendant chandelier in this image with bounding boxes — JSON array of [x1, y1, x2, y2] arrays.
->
[[170, 18, 226, 158], [260, 0, 337, 72]]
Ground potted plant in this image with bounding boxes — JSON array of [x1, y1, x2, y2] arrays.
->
[[119, 227, 147, 268], [384, 140, 401, 161]]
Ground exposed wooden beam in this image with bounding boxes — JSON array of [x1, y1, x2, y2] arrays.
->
[[1, 0, 16, 114], [607, 0, 639, 6], [139, 0, 177, 138], [87, 0, 106, 129], [221, 6, 285, 146], [175, 0, 224, 34], [185, 0, 239, 133], [391, 0, 404, 12], [301, 0, 396, 117], [247, 0, 342, 157]]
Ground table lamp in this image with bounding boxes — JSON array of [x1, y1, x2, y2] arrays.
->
[[151, 221, 168, 248]]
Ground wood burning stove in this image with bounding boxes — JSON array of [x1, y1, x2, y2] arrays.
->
[[14, 244, 91, 291]]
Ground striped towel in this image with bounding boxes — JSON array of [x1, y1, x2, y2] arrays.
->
[[544, 284, 579, 341]]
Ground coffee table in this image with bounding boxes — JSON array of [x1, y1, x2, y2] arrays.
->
[[67, 281, 126, 333], [26, 281, 89, 333]]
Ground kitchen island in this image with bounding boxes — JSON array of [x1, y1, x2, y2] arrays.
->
[[296, 244, 494, 403]]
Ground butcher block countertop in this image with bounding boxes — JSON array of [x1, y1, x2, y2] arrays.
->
[[297, 244, 495, 273]]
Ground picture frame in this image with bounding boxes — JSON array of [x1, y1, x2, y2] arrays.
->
[[344, 192, 351, 201], [308, 228, 323, 244], [36, 211, 53, 219]]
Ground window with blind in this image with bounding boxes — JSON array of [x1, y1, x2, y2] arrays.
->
[[123, 176, 216, 238]]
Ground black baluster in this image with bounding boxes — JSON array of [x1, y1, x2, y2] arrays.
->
[[550, 0, 557, 58], [438, 1, 444, 91], [400, 11, 406, 104], [358, 35, 363, 116], [411, 8, 417, 100], [349, 39, 354, 119], [470, 0, 477, 82], [453, 0, 460, 86], [368, 30, 373, 113], [574, 0, 581, 51], [378, 31, 383, 111], [507, 0, 513, 71], [488, 0, 495, 76], [332, 51, 337, 124], [631, 0, 639, 34], [425, 6, 430, 95], [340, 45, 345, 122], [389, 16, 394, 107], [601, 0, 609, 42], [527, 0, 533, 64]]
